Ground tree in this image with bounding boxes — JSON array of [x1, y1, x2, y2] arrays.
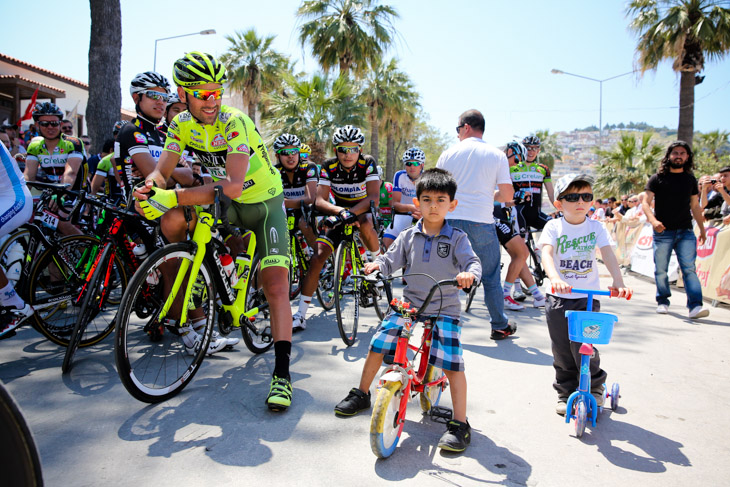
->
[[407, 112, 451, 169], [263, 72, 366, 162], [220, 29, 289, 122], [626, 0, 730, 146], [695, 129, 730, 174], [533, 130, 563, 170], [297, 0, 399, 78], [87, 0, 121, 155], [594, 132, 665, 196]]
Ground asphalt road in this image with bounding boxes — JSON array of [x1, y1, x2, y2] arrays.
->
[[1, 263, 729, 487]]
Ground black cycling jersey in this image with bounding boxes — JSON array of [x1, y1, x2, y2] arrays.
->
[[319, 154, 379, 208], [279, 162, 319, 200], [114, 116, 165, 198]]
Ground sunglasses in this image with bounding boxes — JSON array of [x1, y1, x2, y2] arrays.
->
[[142, 90, 171, 102], [183, 87, 225, 100], [559, 193, 593, 203], [455, 124, 465, 134], [336, 146, 360, 155], [526, 146, 540, 151], [300, 153, 309, 159], [404, 161, 422, 167], [277, 148, 300, 156], [38, 121, 62, 128]]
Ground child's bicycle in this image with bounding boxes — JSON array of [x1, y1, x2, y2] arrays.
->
[[360, 272, 464, 458], [564, 287, 631, 437], [115, 186, 273, 403]]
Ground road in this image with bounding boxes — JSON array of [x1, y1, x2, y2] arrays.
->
[[1, 263, 729, 486]]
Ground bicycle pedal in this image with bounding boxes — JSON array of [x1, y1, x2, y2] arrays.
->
[[429, 406, 453, 423]]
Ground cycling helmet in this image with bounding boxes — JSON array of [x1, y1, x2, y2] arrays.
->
[[522, 135, 541, 146], [172, 51, 227, 87], [401, 147, 426, 164], [166, 92, 182, 108], [300, 143, 312, 159], [130, 71, 170, 96], [32, 102, 64, 121], [273, 133, 301, 150], [376, 165, 384, 179], [332, 125, 365, 146], [505, 141, 527, 162], [112, 120, 129, 137]]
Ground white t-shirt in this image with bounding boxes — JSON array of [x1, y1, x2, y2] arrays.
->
[[436, 137, 511, 224], [591, 207, 606, 220], [537, 216, 614, 299]]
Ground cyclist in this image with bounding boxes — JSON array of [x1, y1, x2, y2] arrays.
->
[[292, 125, 381, 331], [273, 133, 318, 248], [382, 147, 424, 249], [116, 72, 193, 202], [134, 51, 294, 412], [90, 138, 123, 201], [299, 143, 312, 163], [495, 142, 546, 310], [160, 92, 187, 135], [377, 166, 394, 237], [0, 143, 34, 336]]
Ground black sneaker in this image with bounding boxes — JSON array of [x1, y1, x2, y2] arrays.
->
[[490, 322, 517, 340], [334, 388, 371, 416], [438, 419, 471, 452]]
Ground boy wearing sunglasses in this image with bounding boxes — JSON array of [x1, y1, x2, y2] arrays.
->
[[537, 173, 631, 416]]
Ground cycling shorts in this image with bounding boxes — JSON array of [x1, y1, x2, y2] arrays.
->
[[370, 312, 463, 372], [516, 203, 551, 236], [0, 187, 33, 239], [226, 192, 290, 270], [495, 216, 520, 247], [383, 214, 415, 241], [316, 212, 372, 253]]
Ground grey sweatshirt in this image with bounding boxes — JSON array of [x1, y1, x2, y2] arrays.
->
[[375, 220, 482, 319]]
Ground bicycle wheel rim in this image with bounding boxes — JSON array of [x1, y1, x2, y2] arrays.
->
[[334, 242, 358, 346], [115, 243, 214, 403], [241, 256, 274, 354]]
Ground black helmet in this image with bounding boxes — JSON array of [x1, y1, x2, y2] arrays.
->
[[522, 135, 541, 146], [32, 102, 63, 122]]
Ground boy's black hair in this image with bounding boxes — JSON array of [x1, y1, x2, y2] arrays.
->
[[416, 168, 457, 200]]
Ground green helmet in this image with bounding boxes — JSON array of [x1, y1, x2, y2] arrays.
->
[[172, 51, 227, 87]]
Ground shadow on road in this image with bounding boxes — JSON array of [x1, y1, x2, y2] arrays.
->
[[463, 339, 553, 366]]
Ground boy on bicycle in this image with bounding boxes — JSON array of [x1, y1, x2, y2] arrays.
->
[[334, 168, 481, 453], [538, 173, 631, 416]]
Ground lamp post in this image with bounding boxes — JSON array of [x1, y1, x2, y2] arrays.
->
[[153, 29, 216, 72], [550, 68, 635, 149]]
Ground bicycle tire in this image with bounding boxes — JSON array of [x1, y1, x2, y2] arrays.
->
[[419, 365, 445, 413], [240, 255, 274, 354], [334, 241, 359, 346], [360, 247, 389, 321], [370, 380, 405, 458], [28, 235, 102, 347], [63, 244, 126, 373], [575, 396, 587, 438], [316, 253, 336, 310], [464, 279, 480, 313], [288, 241, 306, 300], [114, 242, 215, 403], [0, 381, 44, 486], [0, 228, 31, 289]]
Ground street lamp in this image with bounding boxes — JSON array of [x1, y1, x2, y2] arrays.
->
[[153, 29, 216, 72], [551, 68, 636, 149]]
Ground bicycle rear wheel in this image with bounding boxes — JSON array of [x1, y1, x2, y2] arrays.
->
[[241, 255, 274, 354], [334, 241, 359, 346], [370, 380, 405, 458], [63, 244, 127, 373], [419, 365, 445, 413], [0, 381, 43, 486], [316, 253, 336, 310], [114, 242, 215, 403], [28, 235, 102, 346]]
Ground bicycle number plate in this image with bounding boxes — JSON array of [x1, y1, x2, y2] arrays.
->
[[40, 210, 60, 231]]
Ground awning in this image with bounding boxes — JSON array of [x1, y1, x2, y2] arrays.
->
[[0, 74, 66, 100]]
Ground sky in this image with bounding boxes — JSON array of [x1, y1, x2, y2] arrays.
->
[[2, 0, 729, 148]]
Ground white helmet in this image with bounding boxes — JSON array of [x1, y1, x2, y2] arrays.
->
[[402, 147, 426, 164], [332, 125, 365, 146], [130, 71, 170, 96], [273, 133, 301, 150]]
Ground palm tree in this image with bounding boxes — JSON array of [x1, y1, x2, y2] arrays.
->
[[297, 0, 399, 78], [626, 0, 730, 146], [695, 129, 730, 173], [594, 132, 665, 196], [534, 130, 563, 171], [220, 29, 289, 122], [87, 0, 121, 155], [263, 72, 367, 162]]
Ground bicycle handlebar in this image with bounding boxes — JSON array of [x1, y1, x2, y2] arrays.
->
[[565, 287, 632, 301]]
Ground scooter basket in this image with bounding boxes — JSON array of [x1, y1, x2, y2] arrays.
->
[[566, 311, 617, 345]]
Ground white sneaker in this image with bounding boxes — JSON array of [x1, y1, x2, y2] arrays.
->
[[689, 306, 709, 319], [181, 326, 228, 356], [656, 304, 669, 314], [503, 296, 525, 311], [292, 312, 307, 332], [0, 303, 34, 336], [213, 329, 239, 347], [533, 296, 546, 308], [512, 288, 527, 301]]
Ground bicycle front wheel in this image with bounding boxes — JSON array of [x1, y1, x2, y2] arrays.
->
[[114, 242, 215, 403], [241, 255, 274, 354], [370, 380, 405, 458], [334, 241, 359, 346], [0, 228, 31, 289]]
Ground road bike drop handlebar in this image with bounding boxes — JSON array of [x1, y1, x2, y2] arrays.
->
[[27, 181, 87, 223]]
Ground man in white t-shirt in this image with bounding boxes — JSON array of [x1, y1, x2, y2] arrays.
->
[[436, 109, 517, 340]]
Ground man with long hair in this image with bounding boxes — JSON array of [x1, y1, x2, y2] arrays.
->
[[642, 141, 709, 319]]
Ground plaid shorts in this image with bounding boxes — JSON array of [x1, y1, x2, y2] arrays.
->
[[369, 312, 464, 372]]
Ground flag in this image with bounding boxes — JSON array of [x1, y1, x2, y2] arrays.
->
[[17, 88, 39, 127]]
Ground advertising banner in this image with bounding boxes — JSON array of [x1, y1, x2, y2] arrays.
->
[[694, 225, 730, 305], [630, 223, 679, 280]]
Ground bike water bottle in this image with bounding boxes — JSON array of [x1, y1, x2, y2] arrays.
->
[[233, 253, 250, 290], [133, 243, 148, 261]]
